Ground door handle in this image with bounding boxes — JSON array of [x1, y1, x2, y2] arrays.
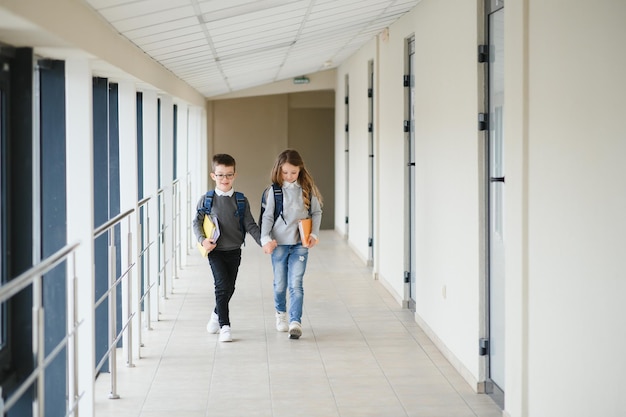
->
[[490, 177, 505, 183]]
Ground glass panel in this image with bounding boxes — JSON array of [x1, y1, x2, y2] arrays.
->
[[0, 80, 5, 349]]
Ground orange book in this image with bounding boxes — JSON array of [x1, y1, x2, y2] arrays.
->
[[298, 218, 312, 247]]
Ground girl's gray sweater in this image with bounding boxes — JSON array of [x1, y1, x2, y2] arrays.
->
[[260, 182, 322, 246]]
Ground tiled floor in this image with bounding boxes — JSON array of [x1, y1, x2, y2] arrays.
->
[[94, 231, 502, 417]]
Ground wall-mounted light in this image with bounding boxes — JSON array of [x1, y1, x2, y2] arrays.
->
[[293, 76, 310, 84]]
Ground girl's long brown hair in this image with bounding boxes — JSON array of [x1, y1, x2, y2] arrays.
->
[[270, 149, 323, 210]]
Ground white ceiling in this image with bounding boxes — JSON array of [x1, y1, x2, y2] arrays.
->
[[83, 0, 420, 97]]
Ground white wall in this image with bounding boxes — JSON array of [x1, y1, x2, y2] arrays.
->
[[337, 0, 626, 416], [334, 74, 348, 238], [338, 0, 484, 386], [335, 39, 379, 263], [410, 0, 482, 385], [506, 1, 626, 416]]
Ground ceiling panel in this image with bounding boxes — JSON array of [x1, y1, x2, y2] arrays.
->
[[84, 0, 420, 97], [135, 26, 203, 47], [122, 17, 200, 39], [143, 36, 207, 54]]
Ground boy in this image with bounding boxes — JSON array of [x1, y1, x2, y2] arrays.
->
[[192, 154, 276, 342]]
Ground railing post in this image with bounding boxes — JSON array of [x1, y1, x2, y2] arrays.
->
[[108, 229, 120, 400], [145, 214, 154, 328], [187, 172, 192, 254], [136, 215, 145, 347], [172, 182, 179, 280], [67, 251, 78, 414], [125, 216, 134, 368], [32, 275, 44, 417], [160, 192, 168, 300]]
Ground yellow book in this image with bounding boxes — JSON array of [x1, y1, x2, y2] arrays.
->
[[298, 218, 312, 247], [196, 214, 218, 257]]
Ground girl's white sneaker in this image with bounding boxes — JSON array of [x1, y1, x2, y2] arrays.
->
[[288, 322, 302, 339], [275, 312, 288, 332]]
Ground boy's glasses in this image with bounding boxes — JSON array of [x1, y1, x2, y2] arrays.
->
[[214, 173, 235, 179]]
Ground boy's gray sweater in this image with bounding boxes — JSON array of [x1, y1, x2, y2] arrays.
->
[[192, 191, 261, 251]]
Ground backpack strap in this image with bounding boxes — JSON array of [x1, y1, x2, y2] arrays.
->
[[270, 183, 284, 223], [259, 183, 285, 229], [202, 190, 215, 214], [234, 191, 246, 239]]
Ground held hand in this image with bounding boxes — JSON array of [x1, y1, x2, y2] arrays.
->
[[306, 236, 318, 248], [262, 241, 276, 254], [202, 238, 217, 254]]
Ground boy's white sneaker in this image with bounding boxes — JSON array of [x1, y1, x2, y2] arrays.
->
[[275, 312, 288, 332], [206, 312, 220, 334], [219, 325, 232, 342], [288, 322, 302, 339]]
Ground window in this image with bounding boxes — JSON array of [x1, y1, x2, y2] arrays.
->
[[0, 55, 10, 380], [0, 58, 8, 353]]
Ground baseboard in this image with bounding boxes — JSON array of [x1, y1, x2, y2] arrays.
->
[[414, 312, 480, 393], [376, 273, 404, 306]]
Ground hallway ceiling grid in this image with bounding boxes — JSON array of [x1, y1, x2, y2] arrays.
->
[[84, 0, 420, 97]]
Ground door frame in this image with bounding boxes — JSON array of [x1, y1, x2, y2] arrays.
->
[[405, 35, 416, 311], [481, 0, 505, 408]]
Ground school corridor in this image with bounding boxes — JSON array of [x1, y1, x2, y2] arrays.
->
[[93, 231, 501, 417], [2, 1, 625, 417]]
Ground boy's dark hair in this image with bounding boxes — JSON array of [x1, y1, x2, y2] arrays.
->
[[212, 154, 236, 171]]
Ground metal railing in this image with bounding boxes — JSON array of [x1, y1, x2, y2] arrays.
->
[[0, 177, 185, 413], [93, 207, 136, 399], [0, 241, 82, 417], [93, 178, 183, 400]]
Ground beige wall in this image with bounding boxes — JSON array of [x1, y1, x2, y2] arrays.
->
[[208, 91, 335, 229]]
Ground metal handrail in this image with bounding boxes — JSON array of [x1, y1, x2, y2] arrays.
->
[[0, 241, 81, 417], [0, 177, 191, 412], [92, 178, 183, 400], [0, 242, 80, 303], [94, 208, 134, 239], [5, 322, 82, 412]]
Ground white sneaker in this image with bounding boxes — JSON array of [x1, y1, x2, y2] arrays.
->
[[206, 312, 220, 334], [288, 322, 302, 339], [275, 312, 288, 332], [219, 325, 232, 342]]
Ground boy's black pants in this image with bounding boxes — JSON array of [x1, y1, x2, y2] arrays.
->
[[208, 249, 241, 327]]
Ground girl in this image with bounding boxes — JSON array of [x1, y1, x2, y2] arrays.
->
[[260, 149, 323, 339]]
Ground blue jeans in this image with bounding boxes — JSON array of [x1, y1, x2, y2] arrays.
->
[[208, 249, 241, 327], [271, 244, 309, 323]]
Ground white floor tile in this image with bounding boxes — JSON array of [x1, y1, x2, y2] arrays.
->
[[94, 230, 501, 417]]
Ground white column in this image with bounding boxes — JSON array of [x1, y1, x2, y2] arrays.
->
[[504, 2, 529, 416], [65, 57, 95, 417], [117, 81, 139, 362], [142, 91, 160, 322], [188, 107, 198, 249], [159, 95, 174, 295], [176, 104, 189, 266], [188, 106, 208, 250]]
